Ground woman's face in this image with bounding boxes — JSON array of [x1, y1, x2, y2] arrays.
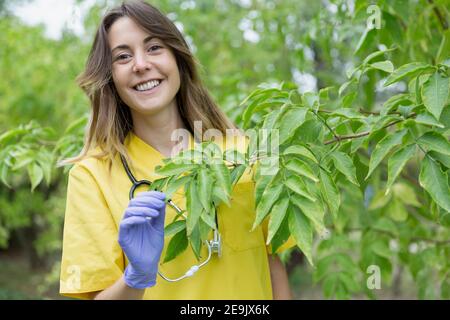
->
[[108, 17, 180, 115]]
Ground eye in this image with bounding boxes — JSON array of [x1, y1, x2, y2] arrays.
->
[[148, 45, 162, 52], [116, 53, 131, 61]]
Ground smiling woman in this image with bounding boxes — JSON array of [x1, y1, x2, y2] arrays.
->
[[58, 0, 293, 300], [108, 18, 181, 119], [59, 0, 236, 169]]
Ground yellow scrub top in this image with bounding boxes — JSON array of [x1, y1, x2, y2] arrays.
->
[[59, 131, 293, 300]]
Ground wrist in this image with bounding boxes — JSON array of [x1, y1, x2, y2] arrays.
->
[[123, 264, 157, 289]]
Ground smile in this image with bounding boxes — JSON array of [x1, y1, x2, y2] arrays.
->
[[133, 79, 163, 92]]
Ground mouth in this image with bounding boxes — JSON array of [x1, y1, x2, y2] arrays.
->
[[132, 79, 163, 92]]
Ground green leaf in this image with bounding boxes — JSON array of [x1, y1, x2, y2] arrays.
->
[[285, 158, 319, 182], [332, 108, 365, 120], [0, 163, 11, 188], [254, 172, 272, 204], [341, 92, 357, 108], [330, 151, 359, 186], [414, 112, 445, 128], [149, 177, 170, 192], [212, 183, 230, 207], [284, 175, 317, 202], [370, 60, 394, 73], [210, 163, 232, 197], [429, 151, 450, 168], [242, 95, 266, 128], [200, 209, 216, 230], [371, 240, 391, 259], [230, 164, 247, 186], [163, 228, 188, 263], [362, 47, 396, 65], [175, 149, 204, 164], [319, 169, 340, 219], [365, 129, 407, 180], [302, 92, 319, 110], [0, 128, 27, 146], [165, 175, 191, 199], [279, 108, 307, 144], [164, 220, 186, 237], [198, 218, 212, 242], [417, 131, 450, 156], [186, 178, 203, 236], [386, 144, 416, 193], [381, 93, 413, 116], [224, 149, 246, 165], [270, 212, 290, 254], [189, 223, 202, 260], [339, 78, 357, 96], [202, 141, 223, 163], [252, 182, 284, 230], [295, 119, 323, 143], [354, 28, 376, 54], [392, 183, 421, 207], [384, 62, 434, 87], [28, 163, 43, 192], [373, 217, 399, 237], [422, 72, 450, 120], [419, 156, 450, 212], [290, 194, 327, 237], [387, 197, 408, 222], [266, 197, 290, 244], [339, 272, 360, 293], [11, 155, 34, 171], [369, 189, 392, 210], [155, 162, 198, 176], [288, 205, 313, 266], [323, 273, 340, 299], [282, 145, 318, 163], [198, 168, 213, 212]]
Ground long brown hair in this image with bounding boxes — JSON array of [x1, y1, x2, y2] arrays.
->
[[59, 0, 238, 170]]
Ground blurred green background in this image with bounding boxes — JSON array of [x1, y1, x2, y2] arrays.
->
[[0, 0, 448, 299]]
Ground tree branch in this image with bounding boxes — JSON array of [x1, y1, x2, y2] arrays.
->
[[323, 113, 416, 145]]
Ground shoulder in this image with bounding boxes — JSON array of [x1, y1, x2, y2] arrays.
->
[[67, 147, 112, 180]]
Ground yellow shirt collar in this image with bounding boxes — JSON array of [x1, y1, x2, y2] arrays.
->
[[124, 130, 196, 172]]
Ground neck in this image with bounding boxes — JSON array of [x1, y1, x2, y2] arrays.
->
[[131, 101, 190, 158]]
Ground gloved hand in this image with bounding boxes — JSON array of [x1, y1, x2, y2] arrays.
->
[[118, 191, 166, 289]]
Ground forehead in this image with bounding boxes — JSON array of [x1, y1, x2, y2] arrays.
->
[[108, 16, 155, 48]]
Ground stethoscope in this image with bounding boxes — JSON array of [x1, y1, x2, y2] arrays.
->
[[120, 154, 222, 282]]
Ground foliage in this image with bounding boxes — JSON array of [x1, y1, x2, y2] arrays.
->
[[0, 0, 449, 299]]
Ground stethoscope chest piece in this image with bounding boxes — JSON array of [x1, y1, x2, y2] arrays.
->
[[209, 230, 222, 258]]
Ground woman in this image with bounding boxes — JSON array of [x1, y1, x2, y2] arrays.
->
[[59, 0, 293, 300]]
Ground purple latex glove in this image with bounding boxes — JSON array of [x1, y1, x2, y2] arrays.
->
[[118, 191, 166, 289]]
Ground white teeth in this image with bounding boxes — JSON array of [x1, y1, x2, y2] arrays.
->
[[135, 79, 161, 91]]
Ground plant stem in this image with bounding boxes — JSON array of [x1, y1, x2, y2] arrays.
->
[[324, 113, 416, 145], [427, 0, 448, 30]]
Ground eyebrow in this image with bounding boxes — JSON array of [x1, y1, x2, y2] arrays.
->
[[111, 35, 158, 53]]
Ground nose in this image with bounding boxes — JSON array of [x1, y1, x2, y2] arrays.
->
[[132, 51, 151, 73]]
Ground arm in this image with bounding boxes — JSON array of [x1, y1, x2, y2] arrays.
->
[[268, 254, 293, 300], [93, 191, 167, 300], [93, 276, 145, 300]]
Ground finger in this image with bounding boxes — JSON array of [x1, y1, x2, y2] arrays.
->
[[135, 191, 166, 200], [129, 197, 166, 210], [119, 216, 148, 230], [124, 207, 159, 219], [149, 205, 166, 231]]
